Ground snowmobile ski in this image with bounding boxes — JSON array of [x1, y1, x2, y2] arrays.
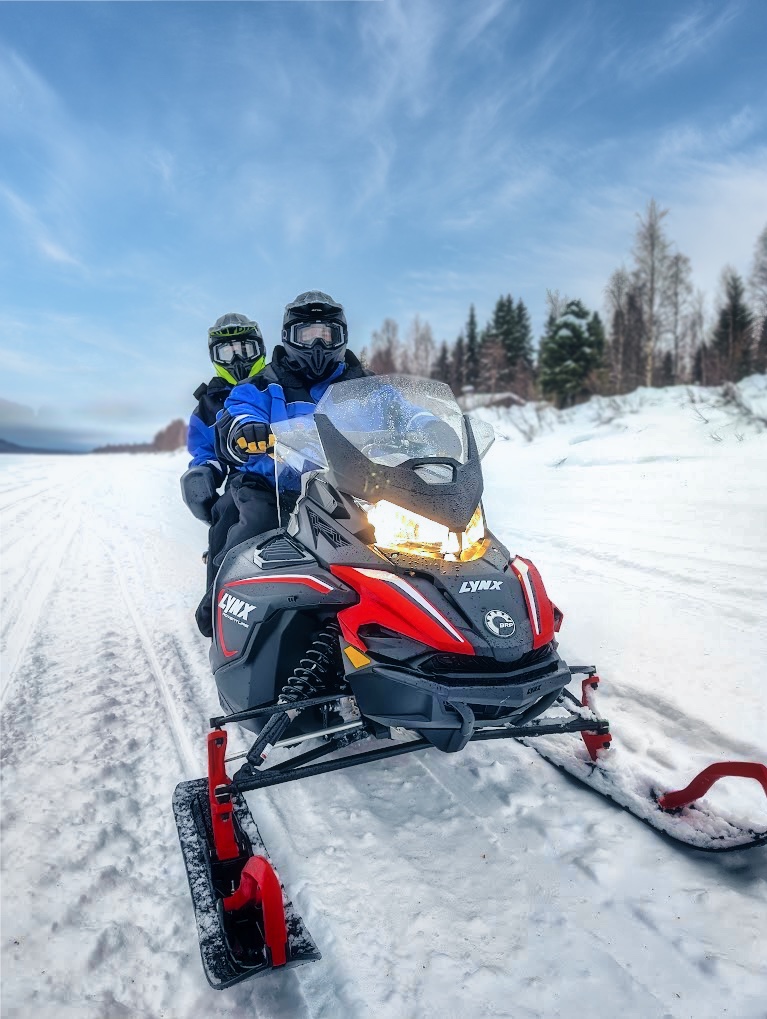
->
[[172, 730, 320, 990], [525, 675, 767, 853]]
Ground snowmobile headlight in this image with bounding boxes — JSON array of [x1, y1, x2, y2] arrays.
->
[[365, 500, 486, 561]]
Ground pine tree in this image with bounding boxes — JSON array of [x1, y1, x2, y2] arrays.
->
[[431, 341, 451, 384], [514, 300, 534, 368], [464, 305, 479, 389], [538, 300, 605, 408], [711, 269, 754, 382], [487, 293, 535, 388], [490, 295, 515, 365], [623, 288, 646, 390], [477, 323, 504, 392], [450, 334, 466, 395], [605, 268, 630, 393]]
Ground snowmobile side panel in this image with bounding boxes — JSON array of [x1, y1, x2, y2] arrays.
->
[[172, 778, 320, 989]]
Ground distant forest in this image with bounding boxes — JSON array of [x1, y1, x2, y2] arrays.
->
[[92, 419, 187, 454], [359, 206, 767, 409]]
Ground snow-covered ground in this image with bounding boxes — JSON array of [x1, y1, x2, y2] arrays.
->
[[2, 378, 766, 1018]]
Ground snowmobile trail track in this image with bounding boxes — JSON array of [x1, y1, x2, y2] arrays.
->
[[106, 543, 198, 778], [0, 504, 82, 712]]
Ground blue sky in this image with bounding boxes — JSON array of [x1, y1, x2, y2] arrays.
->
[[1, 0, 766, 448]]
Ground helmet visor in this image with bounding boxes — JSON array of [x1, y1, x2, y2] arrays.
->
[[288, 321, 345, 350], [211, 338, 261, 364]]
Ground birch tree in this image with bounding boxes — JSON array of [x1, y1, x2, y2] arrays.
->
[[369, 318, 400, 374], [631, 199, 672, 386], [748, 225, 767, 368], [665, 251, 693, 383], [407, 315, 436, 378]]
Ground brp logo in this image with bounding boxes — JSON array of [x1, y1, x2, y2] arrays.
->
[[484, 609, 516, 638]]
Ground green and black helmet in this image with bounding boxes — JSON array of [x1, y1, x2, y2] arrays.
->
[[207, 313, 266, 384]]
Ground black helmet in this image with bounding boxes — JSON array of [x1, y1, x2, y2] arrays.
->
[[208, 313, 266, 384], [282, 291, 348, 381]]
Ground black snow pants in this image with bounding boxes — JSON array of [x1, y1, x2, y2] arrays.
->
[[195, 475, 282, 637], [206, 486, 240, 590]]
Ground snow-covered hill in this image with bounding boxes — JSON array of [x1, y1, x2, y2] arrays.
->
[[1, 379, 766, 1018]]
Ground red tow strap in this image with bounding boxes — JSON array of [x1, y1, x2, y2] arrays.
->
[[223, 856, 289, 967], [658, 762, 767, 811]]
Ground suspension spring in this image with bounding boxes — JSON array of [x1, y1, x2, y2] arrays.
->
[[243, 621, 343, 769], [279, 621, 342, 704]]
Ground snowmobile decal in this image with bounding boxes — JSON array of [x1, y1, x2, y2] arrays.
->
[[459, 579, 503, 593], [216, 574, 335, 658], [484, 609, 516, 637], [330, 564, 473, 654], [511, 556, 555, 649], [219, 592, 257, 622]]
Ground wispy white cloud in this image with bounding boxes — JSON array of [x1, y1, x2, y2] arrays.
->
[[614, 1, 741, 80], [457, 0, 517, 51], [0, 183, 82, 267], [355, 0, 445, 121]]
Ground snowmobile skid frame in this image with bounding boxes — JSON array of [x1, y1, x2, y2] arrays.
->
[[173, 665, 766, 989]]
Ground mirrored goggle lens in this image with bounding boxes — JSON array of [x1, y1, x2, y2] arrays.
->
[[212, 338, 260, 364], [290, 322, 344, 349]]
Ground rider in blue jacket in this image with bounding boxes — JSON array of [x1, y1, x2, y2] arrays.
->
[[194, 291, 368, 635], [181, 313, 266, 623]]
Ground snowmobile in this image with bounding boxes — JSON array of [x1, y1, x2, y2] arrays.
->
[[172, 375, 767, 990]]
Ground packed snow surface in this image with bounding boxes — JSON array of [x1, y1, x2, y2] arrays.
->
[[2, 378, 766, 1018]]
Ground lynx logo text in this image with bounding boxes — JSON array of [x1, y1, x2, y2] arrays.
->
[[459, 580, 503, 593], [219, 592, 257, 626]]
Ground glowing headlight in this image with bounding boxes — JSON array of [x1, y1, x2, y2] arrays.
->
[[366, 500, 486, 560]]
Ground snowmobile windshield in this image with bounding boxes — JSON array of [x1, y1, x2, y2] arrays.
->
[[272, 375, 494, 478]]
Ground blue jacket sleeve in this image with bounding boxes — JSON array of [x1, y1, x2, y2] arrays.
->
[[187, 410, 224, 483], [221, 381, 275, 477], [223, 382, 272, 424]]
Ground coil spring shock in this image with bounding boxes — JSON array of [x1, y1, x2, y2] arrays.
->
[[279, 621, 341, 704], [245, 622, 342, 768]]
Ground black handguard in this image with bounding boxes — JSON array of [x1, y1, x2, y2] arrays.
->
[[180, 465, 220, 523]]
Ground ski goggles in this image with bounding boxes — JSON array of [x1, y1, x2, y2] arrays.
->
[[210, 337, 262, 364], [286, 321, 346, 350]]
